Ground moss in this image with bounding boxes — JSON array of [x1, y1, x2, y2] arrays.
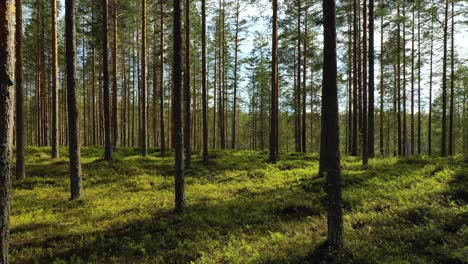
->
[[9, 147, 467, 263]]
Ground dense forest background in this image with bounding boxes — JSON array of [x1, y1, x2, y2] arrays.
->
[[17, 0, 468, 156]]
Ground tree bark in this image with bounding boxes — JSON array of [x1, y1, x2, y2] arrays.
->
[[351, 0, 358, 156], [160, 0, 166, 155], [379, 11, 384, 156], [202, 0, 209, 162], [428, 17, 434, 156], [448, 0, 454, 156], [441, 0, 449, 157], [51, 0, 59, 158], [184, 0, 191, 166], [16, 0, 26, 180], [65, 0, 83, 200], [0, 1, 15, 261], [141, 0, 148, 156], [270, 0, 279, 162], [368, 0, 375, 158], [103, 0, 113, 161], [173, 0, 186, 213], [112, 0, 119, 148], [362, 0, 368, 166], [320, 0, 343, 251], [232, 0, 240, 150]]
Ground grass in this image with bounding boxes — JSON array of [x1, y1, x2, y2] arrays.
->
[[10, 147, 468, 263]]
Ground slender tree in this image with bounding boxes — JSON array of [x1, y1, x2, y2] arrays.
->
[[0, 1, 15, 261], [441, 0, 449, 157], [320, 0, 343, 251], [160, 0, 166, 155], [202, 0, 209, 162], [428, 15, 434, 155], [410, 2, 415, 155], [173, 0, 186, 213], [16, 0, 26, 180], [141, 0, 148, 156], [51, 0, 59, 158], [103, 0, 113, 161], [368, 0, 375, 158], [65, 0, 83, 200], [448, 0, 454, 156], [184, 0, 191, 166], [232, 0, 240, 150], [351, 0, 358, 156], [417, 0, 421, 155], [270, 0, 279, 162], [362, 0, 368, 166], [112, 0, 119, 148], [379, 7, 384, 156]]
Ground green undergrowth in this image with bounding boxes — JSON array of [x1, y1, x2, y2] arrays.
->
[[10, 147, 468, 263]]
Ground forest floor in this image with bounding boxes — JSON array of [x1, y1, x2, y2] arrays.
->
[[10, 147, 468, 264]]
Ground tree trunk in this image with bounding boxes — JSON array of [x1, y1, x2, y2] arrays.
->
[[448, 0, 454, 156], [441, 0, 448, 157], [397, 0, 402, 156], [368, 0, 375, 158], [302, 12, 307, 153], [428, 17, 434, 155], [0, 1, 15, 261], [184, 0, 192, 166], [112, 0, 119, 148], [270, 0, 279, 162], [402, 6, 407, 156], [410, 3, 415, 155], [160, 1, 166, 155], [173, 0, 186, 213], [141, 0, 148, 156], [202, 0, 209, 162], [232, 0, 240, 150], [379, 11, 384, 156], [362, 0, 368, 166], [16, 0, 26, 180], [65, 0, 83, 200], [320, 0, 343, 251], [51, 0, 59, 158], [103, 0, 113, 161], [417, 0, 421, 155], [351, 0, 358, 156]]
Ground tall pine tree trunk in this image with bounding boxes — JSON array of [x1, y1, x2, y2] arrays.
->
[[184, 0, 192, 166], [65, 0, 83, 200], [428, 17, 434, 155], [52, 0, 59, 158], [160, 0, 166, 155], [441, 0, 449, 157], [0, 1, 15, 261], [103, 0, 113, 161], [141, 0, 148, 156], [368, 0, 375, 158], [270, 0, 279, 162], [362, 0, 368, 166], [173, 0, 186, 213], [202, 0, 209, 162], [448, 0, 455, 156], [351, 0, 358, 156], [16, 0, 26, 180], [320, 0, 343, 250], [232, 0, 240, 150], [112, 1, 119, 148]]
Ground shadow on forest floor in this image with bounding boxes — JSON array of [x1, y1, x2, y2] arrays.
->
[[9, 147, 468, 264]]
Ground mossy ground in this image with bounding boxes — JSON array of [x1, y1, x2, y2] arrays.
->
[[10, 147, 468, 263]]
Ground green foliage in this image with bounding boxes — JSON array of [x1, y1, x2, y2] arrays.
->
[[10, 148, 467, 263]]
